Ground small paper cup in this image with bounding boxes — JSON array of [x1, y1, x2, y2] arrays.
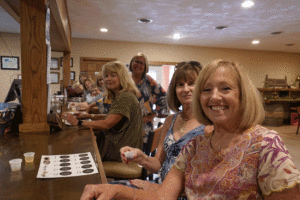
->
[[23, 152, 35, 162], [9, 159, 22, 171]]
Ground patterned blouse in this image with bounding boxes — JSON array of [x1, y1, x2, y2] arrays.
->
[[157, 113, 205, 184], [137, 75, 170, 143], [174, 125, 300, 199]]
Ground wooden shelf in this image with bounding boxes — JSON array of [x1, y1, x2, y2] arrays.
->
[[258, 88, 300, 103], [258, 88, 300, 92]]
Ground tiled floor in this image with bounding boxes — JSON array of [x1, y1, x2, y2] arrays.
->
[[265, 125, 300, 170]]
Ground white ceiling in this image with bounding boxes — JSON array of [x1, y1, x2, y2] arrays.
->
[[1, 0, 300, 53]]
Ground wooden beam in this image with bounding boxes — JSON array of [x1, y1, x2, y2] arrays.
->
[[48, 0, 71, 52], [19, 0, 49, 133], [0, 0, 20, 23], [62, 51, 71, 89]]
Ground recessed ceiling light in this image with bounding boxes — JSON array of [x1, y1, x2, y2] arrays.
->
[[173, 33, 181, 40], [100, 28, 108, 32], [242, 0, 254, 8], [215, 26, 228, 30], [286, 44, 295, 46], [138, 18, 153, 23], [271, 31, 283, 35], [252, 40, 260, 44]]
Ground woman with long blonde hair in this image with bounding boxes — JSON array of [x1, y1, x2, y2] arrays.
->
[[62, 61, 143, 161]]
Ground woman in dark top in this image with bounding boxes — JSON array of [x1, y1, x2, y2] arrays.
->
[[62, 61, 143, 161]]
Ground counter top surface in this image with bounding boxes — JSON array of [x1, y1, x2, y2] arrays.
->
[[0, 125, 102, 200]]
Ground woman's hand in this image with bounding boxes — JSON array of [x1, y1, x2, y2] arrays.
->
[[69, 102, 76, 107], [120, 146, 144, 164], [61, 112, 78, 126], [74, 112, 89, 119], [129, 179, 156, 191], [80, 184, 118, 200]]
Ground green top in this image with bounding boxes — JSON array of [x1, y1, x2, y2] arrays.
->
[[97, 91, 143, 161]]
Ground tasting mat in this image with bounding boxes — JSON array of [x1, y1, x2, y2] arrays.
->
[[37, 152, 98, 178]]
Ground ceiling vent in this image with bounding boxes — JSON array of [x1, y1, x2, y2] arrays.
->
[[215, 26, 228, 30], [138, 18, 153, 23], [271, 31, 283, 35]]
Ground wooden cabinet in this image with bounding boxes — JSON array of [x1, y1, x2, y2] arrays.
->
[[258, 88, 300, 126]]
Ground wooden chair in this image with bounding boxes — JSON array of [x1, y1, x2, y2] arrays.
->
[[102, 130, 156, 180]]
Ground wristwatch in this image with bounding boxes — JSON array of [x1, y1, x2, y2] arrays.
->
[[77, 120, 83, 127]]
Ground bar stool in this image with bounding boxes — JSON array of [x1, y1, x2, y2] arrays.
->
[[102, 130, 156, 180]]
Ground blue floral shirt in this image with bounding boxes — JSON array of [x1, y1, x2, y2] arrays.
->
[[157, 113, 205, 184]]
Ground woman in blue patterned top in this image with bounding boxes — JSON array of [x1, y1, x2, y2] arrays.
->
[[129, 53, 170, 143], [109, 62, 204, 199]]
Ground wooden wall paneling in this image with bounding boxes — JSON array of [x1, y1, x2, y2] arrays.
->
[[80, 57, 117, 82], [19, 0, 50, 133]]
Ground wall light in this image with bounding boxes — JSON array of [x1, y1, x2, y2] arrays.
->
[[252, 40, 260, 44], [242, 0, 254, 8], [100, 28, 108, 32], [173, 33, 181, 40]]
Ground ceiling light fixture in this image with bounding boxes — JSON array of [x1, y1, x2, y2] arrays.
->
[[100, 28, 108, 32], [242, 0, 254, 8], [215, 26, 228, 30], [252, 40, 260, 44], [138, 18, 153, 23], [173, 33, 181, 40]]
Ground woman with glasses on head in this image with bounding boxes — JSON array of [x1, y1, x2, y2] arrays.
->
[[62, 61, 143, 162], [109, 63, 204, 199], [129, 53, 170, 144]]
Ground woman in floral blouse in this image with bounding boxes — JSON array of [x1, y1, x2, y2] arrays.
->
[[80, 59, 300, 200], [129, 53, 170, 143]]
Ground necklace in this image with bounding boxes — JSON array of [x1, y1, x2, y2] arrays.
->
[[178, 113, 194, 138]]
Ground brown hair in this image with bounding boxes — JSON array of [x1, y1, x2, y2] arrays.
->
[[167, 63, 201, 112]]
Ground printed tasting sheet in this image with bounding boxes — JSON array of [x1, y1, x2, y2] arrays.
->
[[37, 152, 98, 178]]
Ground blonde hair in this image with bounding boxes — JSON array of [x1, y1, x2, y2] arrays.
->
[[129, 53, 149, 77], [193, 59, 265, 130], [72, 81, 83, 90], [102, 61, 140, 100], [167, 63, 201, 112], [83, 78, 94, 90], [96, 72, 103, 88]]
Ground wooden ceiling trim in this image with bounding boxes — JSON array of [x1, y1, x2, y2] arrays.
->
[[149, 61, 178, 66], [0, 0, 20, 23], [48, 0, 71, 52]]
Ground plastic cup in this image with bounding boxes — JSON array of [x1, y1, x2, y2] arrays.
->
[[23, 152, 35, 162], [9, 159, 22, 171]]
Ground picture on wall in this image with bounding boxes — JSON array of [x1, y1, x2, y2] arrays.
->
[[1, 56, 20, 70], [50, 72, 60, 84], [50, 58, 60, 70], [70, 71, 75, 80]]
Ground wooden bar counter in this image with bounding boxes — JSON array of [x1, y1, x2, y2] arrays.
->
[[0, 124, 105, 199]]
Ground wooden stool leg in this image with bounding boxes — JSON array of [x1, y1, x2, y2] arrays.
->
[[297, 124, 300, 135]]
